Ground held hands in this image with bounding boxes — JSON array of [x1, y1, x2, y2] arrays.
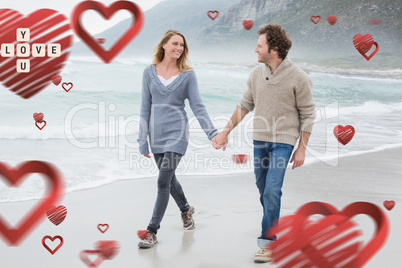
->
[[212, 132, 229, 151]]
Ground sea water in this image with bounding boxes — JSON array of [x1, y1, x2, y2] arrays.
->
[[0, 57, 401, 202]]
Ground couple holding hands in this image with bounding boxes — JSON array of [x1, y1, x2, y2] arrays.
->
[[137, 23, 316, 263]]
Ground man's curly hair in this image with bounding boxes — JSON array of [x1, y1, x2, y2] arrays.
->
[[257, 24, 292, 59]]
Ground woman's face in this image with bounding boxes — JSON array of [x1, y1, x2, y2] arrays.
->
[[163, 34, 184, 61]]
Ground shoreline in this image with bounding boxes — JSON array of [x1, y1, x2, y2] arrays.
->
[[2, 144, 402, 205], [0, 143, 400, 267]]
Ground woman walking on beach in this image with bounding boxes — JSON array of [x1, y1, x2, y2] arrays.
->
[[137, 30, 219, 248]]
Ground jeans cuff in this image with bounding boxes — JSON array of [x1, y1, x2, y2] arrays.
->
[[257, 237, 273, 249]]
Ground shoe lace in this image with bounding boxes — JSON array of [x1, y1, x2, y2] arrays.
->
[[181, 211, 191, 224]]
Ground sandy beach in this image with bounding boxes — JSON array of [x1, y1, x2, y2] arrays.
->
[[0, 147, 401, 268]]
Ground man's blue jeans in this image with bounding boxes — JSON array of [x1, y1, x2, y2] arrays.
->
[[253, 140, 294, 249]]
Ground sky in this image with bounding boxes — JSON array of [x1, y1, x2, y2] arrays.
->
[[1, 0, 164, 34]]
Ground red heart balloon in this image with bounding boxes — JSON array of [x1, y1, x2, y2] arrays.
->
[[232, 154, 249, 164], [333, 125, 355, 145], [353, 34, 379, 61], [0, 9, 73, 99], [0, 161, 64, 245], [46, 205, 67, 226], [71, 1, 144, 63], [310, 15, 321, 24], [207, 10, 219, 20], [79, 249, 104, 267], [327, 16, 337, 25], [95, 240, 120, 260], [242, 20, 253, 30], [62, 82, 73, 92], [42, 235, 63, 255], [51, 75, 62, 86], [33, 112, 44, 122], [97, 223, 109, 233], [35, 120, 47, 130], [268, 202, 389, 268], [383, 200, 395, 211], [137, 229, 148, 240]]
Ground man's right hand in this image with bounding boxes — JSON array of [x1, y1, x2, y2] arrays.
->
[[212, 132, 229, 151]]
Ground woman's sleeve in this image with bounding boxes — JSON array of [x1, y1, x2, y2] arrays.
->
[[187, 71, 218, 140], [137, 68, 152, 154]]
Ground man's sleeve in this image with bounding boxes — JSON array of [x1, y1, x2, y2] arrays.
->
[[237, 75, 254, 112], [296, 77, 316, 133]]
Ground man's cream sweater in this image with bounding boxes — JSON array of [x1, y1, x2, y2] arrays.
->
[[238, 58, 316, 146]]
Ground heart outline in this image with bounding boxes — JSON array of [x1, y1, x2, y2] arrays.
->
[[42, 235, 63, 255], [35, 120, 47, 130], [70, 0, 144, 63], [310, 15, 321, 24], [97, 223, 109, 233], [62, 82, 73, 92], [207, 11, 219, 20], [79, 249, 104, 267], [0, 161, 64, 246]]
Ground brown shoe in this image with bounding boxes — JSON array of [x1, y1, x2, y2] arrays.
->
[[138, 231, 158, 248], [254, 248, 272, 263], [181, 206, 195, 230]]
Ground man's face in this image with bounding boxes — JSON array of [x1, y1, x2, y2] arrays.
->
[[255, 34, 273, 63]]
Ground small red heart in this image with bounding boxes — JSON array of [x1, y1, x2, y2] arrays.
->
[[35, 120, 47, 130], [383, 200, 395, 211], [333, 125, 355, 145], [96, 38, 106, 44], [353, 34, 379, 61], [207, 10, 219, 20], [97, 223, 109, 233], [370, 19, 382, 25], [137, 229, 148, 240], [33, 112, 44, 122], [62, 82, 73, 92], [42, 235, 63, 255], [46, 205, 67, 226], [71, 1, 144, 63], [242, 20, 253, 30], [51, 75, 62, 86], [79, 249, 104, 267], [310, 16, 321, 24], [327, 16, 337, 25], [95, 240, 120, 260], [232, 154, 249, 164]]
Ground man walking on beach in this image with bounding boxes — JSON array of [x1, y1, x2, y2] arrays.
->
[[213, 23, 316, 263]]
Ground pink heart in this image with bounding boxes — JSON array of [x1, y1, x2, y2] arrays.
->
[[33, 112, 44, 122], [51, 75, 62, 86]]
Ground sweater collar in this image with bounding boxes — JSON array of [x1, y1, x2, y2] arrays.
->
[[261, 57, 293, 85], [151, 64, 188, 96]]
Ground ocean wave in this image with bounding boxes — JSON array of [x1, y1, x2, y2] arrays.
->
[[298, 63, 402, 80]]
